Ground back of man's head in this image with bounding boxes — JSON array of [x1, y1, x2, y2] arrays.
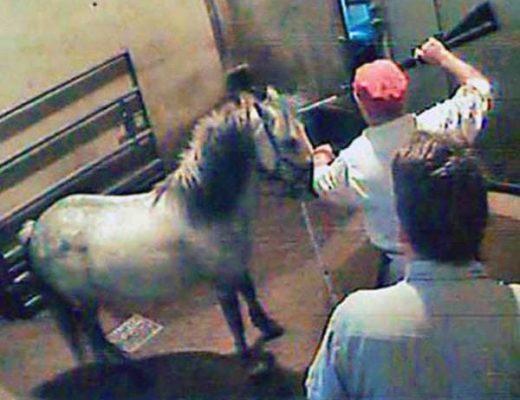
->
[[352, 59, 409, 123], [392, 133, 488, 262]]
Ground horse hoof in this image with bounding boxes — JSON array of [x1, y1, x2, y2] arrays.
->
[[104, 345, 129, 365], [261, 321, 285, 342], [247, 353, 275, 382], [126, 366, 154, 391]]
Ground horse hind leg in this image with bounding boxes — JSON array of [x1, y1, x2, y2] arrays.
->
[[237, 272, 284, 341], [80, 304, 127, 365], [33, 277, 87, 364], [79, 303, 152, 390], [47, 294, 87, 365]]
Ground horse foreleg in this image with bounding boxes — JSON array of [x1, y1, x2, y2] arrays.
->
[[237, 272, 284, 341], [216, 282, 248, 358]]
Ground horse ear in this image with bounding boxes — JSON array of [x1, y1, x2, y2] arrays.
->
[[265, 86, 280, 102]]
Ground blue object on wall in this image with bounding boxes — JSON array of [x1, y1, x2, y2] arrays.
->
[[339, 0, 378, 45]]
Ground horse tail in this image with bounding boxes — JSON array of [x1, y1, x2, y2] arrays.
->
[[17, 219, 89, 363], [18, 220, 36, 246]]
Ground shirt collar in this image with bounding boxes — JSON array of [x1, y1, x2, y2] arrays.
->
[[406, 260, 488, 282], [362, 114, 415, 152]]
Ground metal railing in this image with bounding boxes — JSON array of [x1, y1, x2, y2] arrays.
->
[[0, 50, 166, 319]]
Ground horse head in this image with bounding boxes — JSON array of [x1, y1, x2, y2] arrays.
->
[[153, 86, 314, 207], [252, 86, 313, 192]]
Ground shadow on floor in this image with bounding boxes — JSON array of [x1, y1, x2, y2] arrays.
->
[[32, 351, 306, 400]]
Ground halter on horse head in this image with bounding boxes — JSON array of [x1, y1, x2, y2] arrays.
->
[[253, 87, 313, 182]]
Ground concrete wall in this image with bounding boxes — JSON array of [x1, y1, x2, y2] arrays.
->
[[384, 0, 451, 112], [0, 0, 225, 218], [0, 0, 224, 157], [210, 0, 350, 98]]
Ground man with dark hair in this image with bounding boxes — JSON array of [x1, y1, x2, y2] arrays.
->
[[393, 133, 488, 262], [312, 37, 492, 286], [305, 134, 519, 399]]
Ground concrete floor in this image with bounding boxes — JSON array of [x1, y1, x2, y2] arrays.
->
[[0, 188, 518, 400]]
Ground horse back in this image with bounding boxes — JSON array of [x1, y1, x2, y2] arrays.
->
[[28, 193, 181, 303], [27, 192, 250, 308]]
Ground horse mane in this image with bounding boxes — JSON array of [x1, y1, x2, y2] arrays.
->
[[153, 93, 261, 218]]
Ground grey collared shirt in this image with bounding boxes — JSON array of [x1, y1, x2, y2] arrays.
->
[[305, 261, 520, 399]]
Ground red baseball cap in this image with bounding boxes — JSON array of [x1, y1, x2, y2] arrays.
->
[[352, 59, 409, 115]]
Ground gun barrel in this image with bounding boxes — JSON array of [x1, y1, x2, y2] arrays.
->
[[444, 21, 498, 48]]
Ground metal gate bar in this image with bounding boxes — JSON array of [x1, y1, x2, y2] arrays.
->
[[0, 51, 166, 319]]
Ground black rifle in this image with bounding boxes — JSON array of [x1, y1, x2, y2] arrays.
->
[[400, 1, 499, 69]]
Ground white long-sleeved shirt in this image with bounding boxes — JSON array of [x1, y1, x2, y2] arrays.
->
[[306, 261, 520, 399], [313, 78, 492, 253]]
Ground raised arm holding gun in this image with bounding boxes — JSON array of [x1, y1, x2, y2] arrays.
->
[[311, 36, 492, 287]]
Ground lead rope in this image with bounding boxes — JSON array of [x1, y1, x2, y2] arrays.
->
[[300, 201, 340, 308]]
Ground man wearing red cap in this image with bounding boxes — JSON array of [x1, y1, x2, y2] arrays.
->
[[311, 37, 492, 287]]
